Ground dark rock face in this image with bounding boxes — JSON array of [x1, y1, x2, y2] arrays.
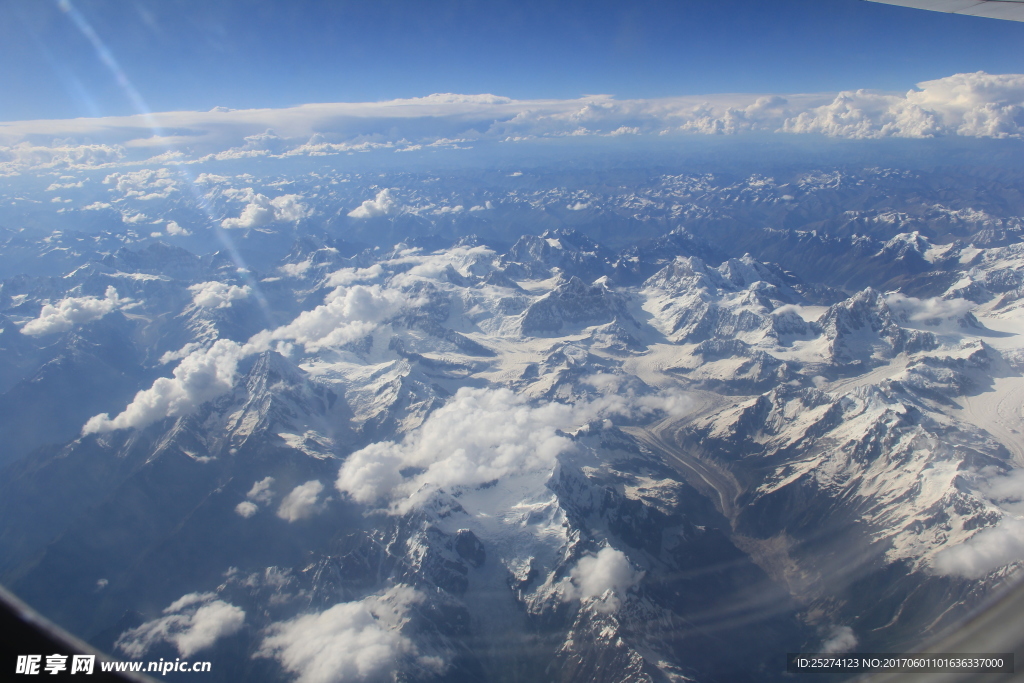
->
[[455, 529, 486, 568], [521, 276, 634, 335]]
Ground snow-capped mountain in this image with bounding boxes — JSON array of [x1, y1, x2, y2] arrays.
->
[[1, 151, 1024, 682]]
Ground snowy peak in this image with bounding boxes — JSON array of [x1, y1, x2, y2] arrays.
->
[[642, 255, 808, 345], [818, 288, 937, 366], [206, 350, 342, 456], [520, 276, 634, 336], [500, 229, 612, 281]]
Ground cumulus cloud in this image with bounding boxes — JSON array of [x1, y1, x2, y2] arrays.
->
[[115, 592, 244, 658], [248, 476, 276, 503], [336, 387, 578, 513], [189, 281, 252, 309], [235, 501, 258, 518], [166, 220, 191, 236], [121, 211, 150, 224], [194, 173, 230, 184], [83, 280, 419, 433], [257, 585, 441, 683], [278, 260, 314, 278], [560, 547, 643, 613], [103, 168, 178, 200], [83, 339, 248, 434], [348, 188, 399, 218], [783, 73, 1024, 139], [222, 190, 310, 229], [159, 342, 202, 365], [0, 142, 124, 176], [821, 626, 858, 654], [251, 284, 415, 353], [277, 480, 325, 522], [235, 477, 277, 517], [21, 286, 125, 336]]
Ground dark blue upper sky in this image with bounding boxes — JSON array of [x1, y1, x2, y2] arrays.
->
[[2, 0, 1023, 122]]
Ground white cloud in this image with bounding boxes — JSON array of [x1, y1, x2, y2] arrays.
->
[[236, 477, 276, 517], [235, 501, 258, 518], [932, 467, 1024, 578], [277, 480, 325, 522], [348, 188, 399, 218], [83, 281, 419, 433], [884, 293, 975, 330], [0, 142, 124, 176], [194, 173, 230, 185], [248, 476, 276, 503], [256, 585, 442, 683], [251, 284, 415, 353], [821, 626, 858, 654], [884, 293, 974, 320], [560, 546, 643, 613], [159, 342, 202, 365], [2, 73, 1023, 171], [83, 339, 249, 434], [432, 204, 463, 214], [335, 387, 579, 514], [46, 179, 84, 191], [82, 201, 112, 210], [933, 517, 1024, 579], [580, 373, 691, 421], [121, 211, 150, 224], [222, 191, 310, 229], [278, 260, 313, 278], [166, 220, 191, 236], [115, 592, 244, 658], [324, 264, 384, 287], [334, 382, 683, 515], [783, 73, 1024, 139], [103, 168, 178, 200], [188, 281, 252, 309], [21, 286, 125, 336]]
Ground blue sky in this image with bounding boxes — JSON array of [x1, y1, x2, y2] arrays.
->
[[2, 0, 1023, 122]]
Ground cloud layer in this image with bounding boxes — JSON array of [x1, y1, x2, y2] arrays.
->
[[2, 72, 1024, 174], [335, 387, 579, 513], [335, 382, 686, 514]]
